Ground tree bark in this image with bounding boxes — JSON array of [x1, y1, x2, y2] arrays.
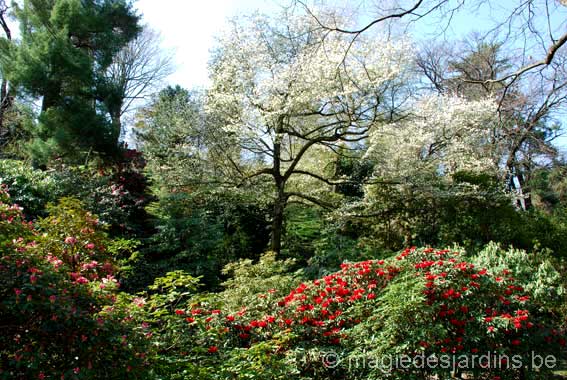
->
[[0, 78, 9, 131], [270, 117, 285, 254], [109, 107, 122, 143], [271, 188, 286, 254], [0, 3, 12, 132]]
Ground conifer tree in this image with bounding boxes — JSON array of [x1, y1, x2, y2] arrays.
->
[[1, 0, 140, 163]]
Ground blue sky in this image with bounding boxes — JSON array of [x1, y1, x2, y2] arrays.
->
[[133, 0, 566, 151]]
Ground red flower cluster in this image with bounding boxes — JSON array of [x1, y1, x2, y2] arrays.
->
[[177, 246, 566, 365]]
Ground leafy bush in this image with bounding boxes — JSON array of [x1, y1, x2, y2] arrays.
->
[[0, 188, 152, 379], [143, 189, 271, 289], [331, 171, 567, 256], [144, 246, 566, 379], [0, 149, 152, 236], [218, 252, 300, 315], [49, 149, 152, 237], [0, 160, 60, 218]]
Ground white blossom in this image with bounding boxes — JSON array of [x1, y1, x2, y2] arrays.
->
[[366, 94, 501, 182]]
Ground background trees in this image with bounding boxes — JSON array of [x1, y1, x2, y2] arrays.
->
[[299, 0, 567, 209], [205, 9, 411, 254], [132, 1, 567, 265], [1, 0, 140, 164], [102, 26, 174, 139]]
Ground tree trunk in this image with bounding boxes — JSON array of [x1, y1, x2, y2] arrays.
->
[[0, 5, 12, 132], [271, 191, 285, 254], [515, 171, 532, 211], [110, 108, 122, 144], [271, 118, 285, 254], [0, 78, 9, 130]]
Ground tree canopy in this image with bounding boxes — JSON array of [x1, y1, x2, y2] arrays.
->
[[1, 2, 567, 379], [1, 0, 140, 163]]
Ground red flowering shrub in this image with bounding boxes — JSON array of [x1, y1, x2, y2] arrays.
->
[[8, 176, 560, 380], [0, 188, 152, 379], [157, 248, 565, 379], [344, 247, 566, 379]]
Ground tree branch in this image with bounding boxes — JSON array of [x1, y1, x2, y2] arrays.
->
[[284, 191, 335, 209], [464, 30, 567, 85], [297, 0, 425, 35]]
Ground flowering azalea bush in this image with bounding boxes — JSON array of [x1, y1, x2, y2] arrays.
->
[[150, 247, 565, 379], [1, 182, 565, 379], [345, 247, 566, 379], [0, 187, 152, 379]]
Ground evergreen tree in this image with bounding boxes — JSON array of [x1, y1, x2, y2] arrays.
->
[[1, 0, 140, 164]]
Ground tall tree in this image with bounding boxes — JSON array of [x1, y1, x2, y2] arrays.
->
[[1, 0, 140, 164], [102, 26, 174, 139], [0, 0, 12, 133], [417, 39, 567, 209], [136, 85, 209, 189], [298, 0, 567, 85], [206, 9, 411, 253]]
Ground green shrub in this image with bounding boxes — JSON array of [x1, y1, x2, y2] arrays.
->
[[0, 159, 60, 218], [143, 190, 271, 289], [0, 188, 152, 379], [143, 246, 566, 379], [1, 149, 152, 236]]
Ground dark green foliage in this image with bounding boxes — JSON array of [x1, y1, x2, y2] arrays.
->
[[529, 165, 567, 216], [322, 170, 567, 260], [142, 190, 271, 290], [282, 205, 323, 262], [29, 98, 120, 163], [0, 150, 152, 236], [1, 0, 140, 164], [334, 156, 374, 198]]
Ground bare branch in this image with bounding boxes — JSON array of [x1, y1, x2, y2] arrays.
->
[[297, 0, 425, 35], [463, 30, 567, 86], [284, 191, 335, 209]]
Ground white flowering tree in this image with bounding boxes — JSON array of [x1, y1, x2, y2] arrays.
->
[[365, 94, 500, 183], [333, 94, 504, 248], [206, 9, 411, 253]]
